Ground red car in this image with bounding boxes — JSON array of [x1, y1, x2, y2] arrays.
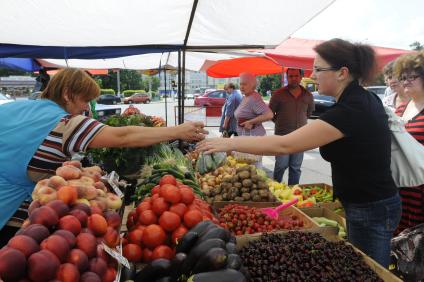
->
[[194, 90, 227, 107]]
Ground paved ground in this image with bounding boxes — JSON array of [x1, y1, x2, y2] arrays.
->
[[116, 99, 333, 185]]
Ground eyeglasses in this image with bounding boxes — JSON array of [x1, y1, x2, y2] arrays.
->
[[313, 66, 338, 72], [399, 74, 420, 82]]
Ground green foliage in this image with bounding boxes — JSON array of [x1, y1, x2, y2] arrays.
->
[[258, 74, 282, 96], [410, 41, 423, 51], [96, 70, 143, 93], [0, 69, 31, 76], [88, 114, 158, 175], [100, 89, 115, 95], [122, 89, 147, 97]]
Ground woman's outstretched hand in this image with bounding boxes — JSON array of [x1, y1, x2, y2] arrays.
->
[[196, 137, 234, 154], [177, 121, 208, 141]]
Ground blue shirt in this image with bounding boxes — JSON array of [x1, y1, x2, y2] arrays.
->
[[219, 90, 242, 133]]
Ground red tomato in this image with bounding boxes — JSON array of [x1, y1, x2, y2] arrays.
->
[[159, 211, 181, 232], [151, 185, 161, 195], [142, 224, 166, 249], [169, 203, 187, 218], [136, 201, 151, 215], [159, 175, 177, 186], [138, 210, 157, 225], [180, 187, 195, 205], [123, 244, 143, 262], [151, 245, 174, 260], [183, 210, 203, 228], [142, 248, 153, 263], [171, 226, 188, 245], [128, 228, 144, 245], [160, 184, 182, 204], [151, 197, 169, 216], [176, 181, 183, 187]]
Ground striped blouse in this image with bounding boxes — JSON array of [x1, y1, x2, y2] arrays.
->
[[27, 115, 105, 182]]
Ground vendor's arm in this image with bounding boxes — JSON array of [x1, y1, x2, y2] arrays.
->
[[197, 119, 343, 155], [89, 121, 207, 148]]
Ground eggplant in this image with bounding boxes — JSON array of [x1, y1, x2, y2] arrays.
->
[[226, 254, 242, 270], [134, 259, 171, 282], [188, 269, 246, 282], [170, 252, 187, 281], [197, 227, 230, 244], [176, 231, 199, 253], [183, 238, 226, 274], [228, 235, 237, 244], [190, 220, 214, 236], [192, 247, 227, 274], [155, 277, 171, 282], [225, 242, 237, 254], [239, 266, 251, 281], [120, 262, 136, 281]]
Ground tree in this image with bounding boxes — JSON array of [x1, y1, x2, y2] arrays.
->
[[410, 41, 423, 51], [95, 70, 143, 92], [0, 69, 32, 77], [258, 74, 282, 96]]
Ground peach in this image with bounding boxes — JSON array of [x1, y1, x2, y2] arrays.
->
[[80, 271, 101, 282], [57, 185, 78, 205], [81, 171, 102, 182], [69, 208, 88, 227], [106, 192, 122, 210], [48, 175, 68, 189], [7, 235, 40, 258], [53, 230, 76, 248], [83, 165, 102, 174], [28, 250, 60, 282], [37, 186, 58, 205], [72, 202, 92, 215], [103, 226, 120, 248], [87, 214, 108, 236], [104, 211, 121, 229], [58, 215, 82, 235], [67, 248, 89, 272], [32, 179, 50, 199], [46, 199, 70, 218], [96, 189, 107, 198], [0, 248, 27, 281], [56, 263, 80, 282], [84, 186, 99, 200], [56, 165, 82, 180], [76, 232, 97, 258], [28, 200, 41, 216], [29, 205, 59, 229], [75, 197, 91, 207], [89, 257, 107, 277], [17, 223, 50, 243], [80, 176, 95, 186], [81, 227, 95, 235], [90, 198, 107, 212], [94, 181, 107, 191], [90, 205, 104, 216], [21, 219, 31, 228], [41, 234, 70, 262], [103, 266, 117, 282], [63, 160, 82, 169]]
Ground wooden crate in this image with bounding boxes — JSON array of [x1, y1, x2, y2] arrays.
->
[[300, 206, 346, 232], [236, 230, 402, 282]]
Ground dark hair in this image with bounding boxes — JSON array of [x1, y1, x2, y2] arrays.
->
[[393, 50, 424, 85], [286, 68, 304, 76], [314, 38, 377, 84], [227, 82, 236, 90]]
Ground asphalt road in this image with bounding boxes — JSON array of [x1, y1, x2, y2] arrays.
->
[[115, 99, 333, 186]]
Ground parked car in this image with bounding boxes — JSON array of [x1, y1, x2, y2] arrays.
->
[[310, 91, 335, 119], [123, 93, 151, 104], [95, 104, 122, 122], [365, 86, 386, 100], [97, 94, 121, 105], [28, 91, 42, 100], [194, 90, 227, 107], [0, 93, 14, 105]]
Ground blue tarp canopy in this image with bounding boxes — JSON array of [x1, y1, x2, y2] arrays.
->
[[0, 57, 40, 71]]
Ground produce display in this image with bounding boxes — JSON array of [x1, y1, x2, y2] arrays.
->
[[239, 232, 383, 282], [134, 221, 248, 281], [123, 174, 218, 264], [199, 162, 276, 204], [0, 199, 122, 282], [31, 161, 122, 213], [312, 217, 346, 238], [217, 204, 304, 236], [195, 152, 227, 175], [269, 182, 334, 208], [135, 145, 203, 201]]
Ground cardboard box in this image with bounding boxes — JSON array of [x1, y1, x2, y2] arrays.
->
[[300, 206, 346, 231], [236, 230, 402, 282]]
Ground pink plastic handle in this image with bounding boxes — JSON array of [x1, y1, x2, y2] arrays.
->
[[274, 198, 299, 213]]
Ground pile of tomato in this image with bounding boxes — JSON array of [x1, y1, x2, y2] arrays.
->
[[123, 175, 218, 263]]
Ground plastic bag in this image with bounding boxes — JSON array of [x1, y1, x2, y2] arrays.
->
[[233, 128, 262, 164], [391, 223, 424, 281]]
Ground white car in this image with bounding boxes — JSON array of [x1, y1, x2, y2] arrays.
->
[[0, 93, 14, 105]]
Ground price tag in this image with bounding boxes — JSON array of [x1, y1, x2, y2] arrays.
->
[[107, 171, 124, 198], [102, 243, 130, 269]]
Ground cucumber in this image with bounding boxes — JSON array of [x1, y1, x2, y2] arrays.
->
[[192, 247, 227, 274]]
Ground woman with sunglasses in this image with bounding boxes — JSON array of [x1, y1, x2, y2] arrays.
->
[[393, 51, 424, 233], [198, 38, 400, 268]]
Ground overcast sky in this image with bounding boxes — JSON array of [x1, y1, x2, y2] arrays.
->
[[292, 0, 423, 50]]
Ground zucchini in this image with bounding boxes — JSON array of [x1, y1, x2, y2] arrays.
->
[[184, 238, 226, 273], [188, 269, 246, 282], [192, 247, 227, 274], [175, 231, 199, 254], [134, 259, 171, 282], [226, 254, 242, 270]]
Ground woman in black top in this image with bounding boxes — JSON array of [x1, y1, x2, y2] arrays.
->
[[197, 38, 401, 268]]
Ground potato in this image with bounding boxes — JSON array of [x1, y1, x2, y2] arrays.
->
[[234, 182, 242, 189], [257, 181, 267, 189], [238, 171, 250, 180], [241, 187, 250, 194], [234, 197, 245, 202], [252, 195, 262, 202], [252, 184, 258, 190], [242, 179, 252, 188], [242, 193, 251, 201], [223, 175, 233, 183]]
